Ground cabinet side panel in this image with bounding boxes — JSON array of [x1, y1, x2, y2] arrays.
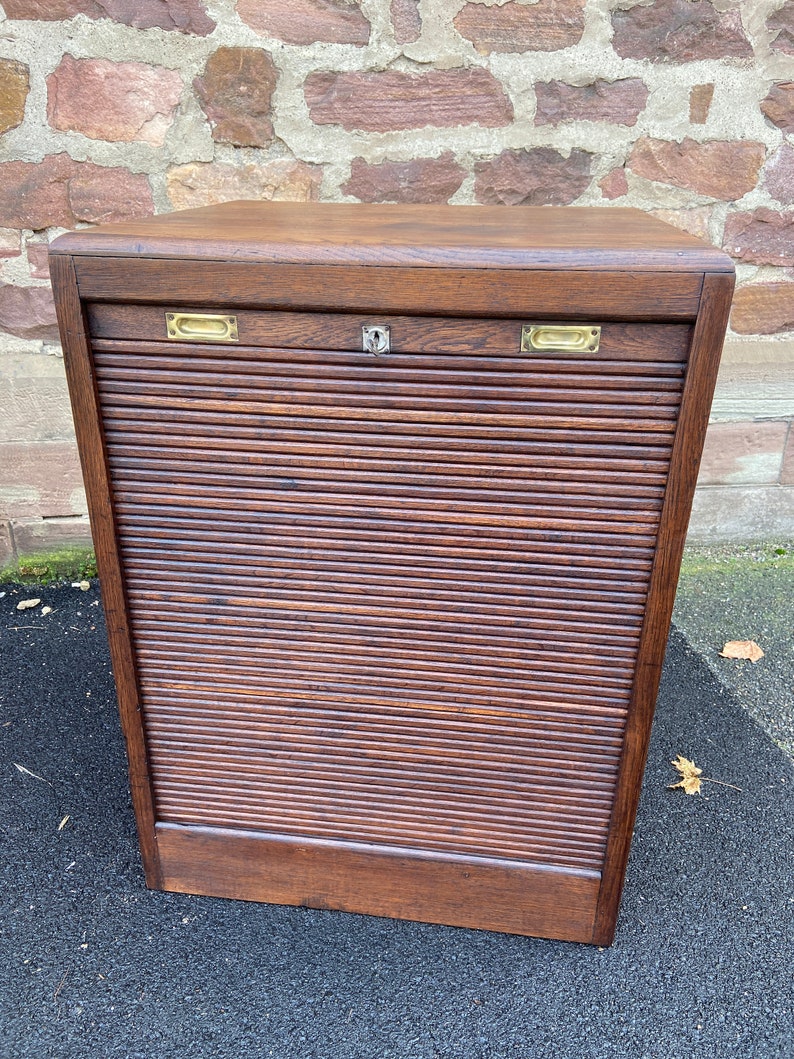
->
[[48, 253, 162, 889], [593, 270, 735, 945]]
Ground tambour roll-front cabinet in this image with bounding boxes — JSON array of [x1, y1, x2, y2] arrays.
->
[[49, 203, 733, 945]]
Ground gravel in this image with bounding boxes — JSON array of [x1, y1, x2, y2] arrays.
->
[[1, 582, 792, 1059]]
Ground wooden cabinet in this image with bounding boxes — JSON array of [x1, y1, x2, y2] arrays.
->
[[50, 203, 733, 944]]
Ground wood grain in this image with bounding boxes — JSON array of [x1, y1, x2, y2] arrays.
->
[[74, 258, 704, 320], [49, 202, 734, 945], [51, 202, 733, 273], [156, 822, 601, 942]]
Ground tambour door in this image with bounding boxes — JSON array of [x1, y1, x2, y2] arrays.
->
[[83, 305, 692, 942]]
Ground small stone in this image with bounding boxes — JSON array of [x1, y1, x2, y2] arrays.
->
[[0, 154, 154, 230], [16, 598, 41, 611], [194, 47, 277, 148], [689, 83, 714, 124], [612, 0, 752, 61], [167, 159, 322, 211], [454, 0, 585, 53], [761, 82, 794, 132], [534, 78, 648, 126], [391, 0, 421, 43], [628, 137, 765, 201], [0, 59, 29, 135], [732, 281, 794, 334], [78, 580, 90, 591], [768, 2, 794, 56], [1, 0, 215, 34], [599, 168, 628, 200], [765, 144, 794, 205], [0, 283, 59, 341], [26, 242, 51, 280], [723, 209, 794, 267], [650, 207, 712, 242], [343, 153, 466, 203], [237, 0, 370, 45], [474, 147, 593, 206], [41, 606, 53, 615], [305, 68, 513, 132], [47, 55, 182, 147]]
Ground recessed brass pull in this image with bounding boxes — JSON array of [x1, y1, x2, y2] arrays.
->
[[521, 323, 601, 354], [166, 312, 238, 343]]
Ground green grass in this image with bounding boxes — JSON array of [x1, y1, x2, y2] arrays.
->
[[679, 542, 794, 578], [0, 547, 98, 585]]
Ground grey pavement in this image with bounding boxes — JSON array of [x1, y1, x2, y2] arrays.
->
[[1, 577, 792, 1059]]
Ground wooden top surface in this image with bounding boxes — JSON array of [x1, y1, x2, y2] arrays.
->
[[49, 202, 733, 272]]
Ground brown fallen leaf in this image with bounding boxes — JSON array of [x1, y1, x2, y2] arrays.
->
[[16, 598, 41, 611], [720, 639, 764, 663], [668, 754, 702, 795]]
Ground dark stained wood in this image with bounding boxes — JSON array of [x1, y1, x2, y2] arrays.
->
[[49, 202, 733, 945], [50, 202, 733, 273], [47, 254, 162, 889], [592, 270, 735, 946], [156, 823, 601, 942], [74, 258, 703, 320], [87, 304, 693, 360]]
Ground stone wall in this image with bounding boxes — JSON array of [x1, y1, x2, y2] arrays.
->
[[0, 0, 792, 563]]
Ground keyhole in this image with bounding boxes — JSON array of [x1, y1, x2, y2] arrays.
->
[[362, 325, 390, 355]]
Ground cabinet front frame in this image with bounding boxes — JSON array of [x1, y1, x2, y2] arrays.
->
[[50, 252, 733, 944]]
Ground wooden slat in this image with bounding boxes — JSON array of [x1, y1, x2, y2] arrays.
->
[[155, 822, 602, 941]]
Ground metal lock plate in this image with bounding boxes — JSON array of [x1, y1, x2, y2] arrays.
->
[[362, 325, 390, 355]]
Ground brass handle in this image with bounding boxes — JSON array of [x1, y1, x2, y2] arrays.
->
[[166, 312, 238, 343], [521, 324, 600, 354]]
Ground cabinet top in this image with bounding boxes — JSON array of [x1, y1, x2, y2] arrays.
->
[[49, 201, 733, 273]]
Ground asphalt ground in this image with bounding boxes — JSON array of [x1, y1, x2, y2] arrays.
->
[[1, 581, 792, 1059]]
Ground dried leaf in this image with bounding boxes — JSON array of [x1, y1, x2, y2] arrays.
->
[[58, 815, 70, 831], [720, 639, 764, 663], [41, 605, 52, 616], [16, 598, 41, 611], [668, 754, 702, 795]]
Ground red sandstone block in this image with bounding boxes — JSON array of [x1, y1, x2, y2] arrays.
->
[[0, 154, 154, 230], [698, 422, 788, 486], [391, 0, 420, 43], [0, 58, 29, 135], [454, 0, 585, 53], [47, 55, 182, 146], [237, 0, 370, 45], [194, 47, 277, 148], [730, 283, 794, 335], [0, 284, 59, 342], [12, 516, 93, 556], [723, 210, 794, 267], [343, 154, 466, 203], [305, 68, 513, 132], [474, 147, 592, 206], [612, 0, 751, 61], [1, 0, 214, 34], [629, 137, 765, 201], [0, 441, 85, 518], [535, 79, 648, 126]]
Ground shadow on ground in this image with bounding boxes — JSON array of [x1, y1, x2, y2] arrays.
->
[[1, 583, 792, 1059]]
